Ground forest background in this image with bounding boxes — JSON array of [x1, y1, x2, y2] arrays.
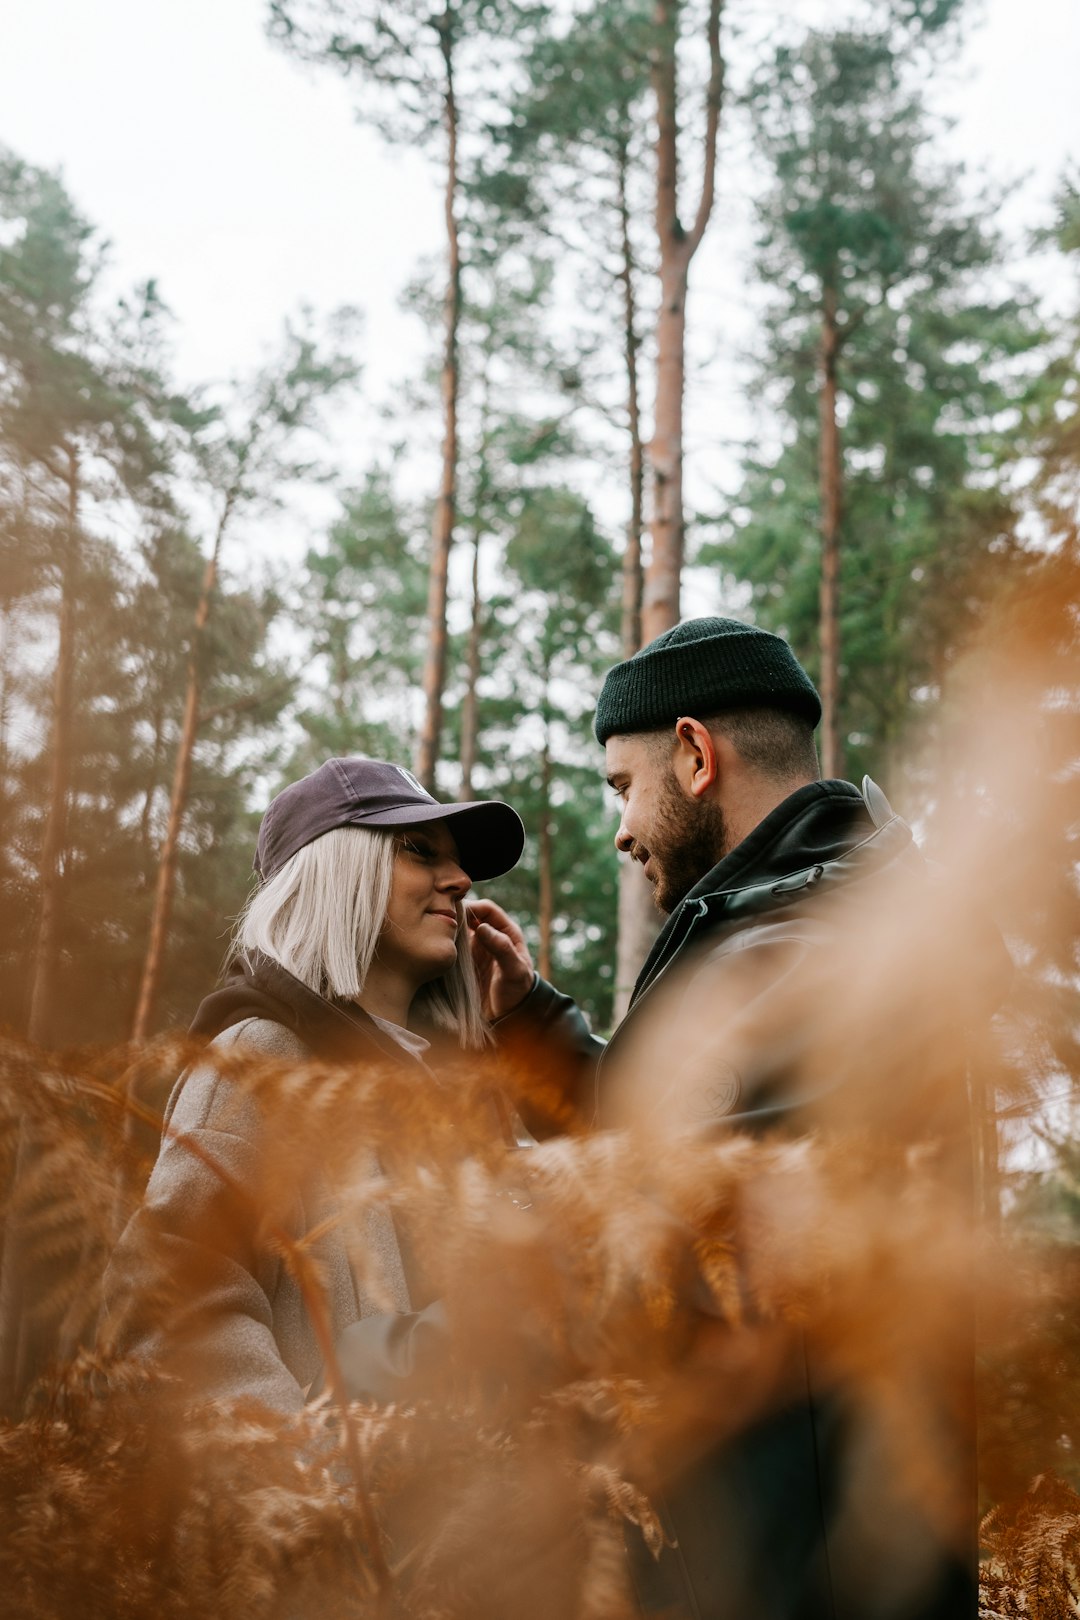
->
[[1, 0, 1080, 1607], [0, 3, 1077, 1232]]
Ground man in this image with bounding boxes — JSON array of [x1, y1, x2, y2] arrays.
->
[[472, 616, 979, 1620]]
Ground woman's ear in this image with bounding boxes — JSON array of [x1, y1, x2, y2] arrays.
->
[[673, 716, 719, 799]]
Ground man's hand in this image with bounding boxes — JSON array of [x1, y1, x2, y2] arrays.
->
[[467, 899, 535, 1020]]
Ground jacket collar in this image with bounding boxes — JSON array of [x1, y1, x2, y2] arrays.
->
[[630, 780, 876, 1003], [189, 950, 417, 1067]]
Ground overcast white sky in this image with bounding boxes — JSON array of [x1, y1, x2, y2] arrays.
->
[[1, 0, 1077, 590]]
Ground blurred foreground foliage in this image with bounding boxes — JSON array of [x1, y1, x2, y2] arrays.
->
[[0, 552, 1078, 1616]]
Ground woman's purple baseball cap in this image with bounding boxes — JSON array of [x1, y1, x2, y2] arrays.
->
[[254, 758, 525, 884]]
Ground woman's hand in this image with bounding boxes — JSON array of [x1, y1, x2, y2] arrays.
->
[[467, 899, 536, 1019]]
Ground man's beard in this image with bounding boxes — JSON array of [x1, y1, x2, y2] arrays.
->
[[645, 774, 728, 914]]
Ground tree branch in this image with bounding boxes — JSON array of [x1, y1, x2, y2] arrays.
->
[[686, 0, 725, 259], [197, 675, 293, 728], [836, 300, 870, 350]]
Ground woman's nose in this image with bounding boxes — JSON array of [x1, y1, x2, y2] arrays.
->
[[437, 860, 471, 897]]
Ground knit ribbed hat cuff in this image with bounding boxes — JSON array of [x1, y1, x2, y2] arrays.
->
[[594, 618, 821, 743]]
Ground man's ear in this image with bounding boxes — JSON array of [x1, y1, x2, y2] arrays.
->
[[673, 716, 718, 799]]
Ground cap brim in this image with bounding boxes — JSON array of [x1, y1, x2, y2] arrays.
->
[[345, 798, 525, 882]]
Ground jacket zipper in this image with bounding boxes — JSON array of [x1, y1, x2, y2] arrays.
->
[[594, 898, 709, 1113], [593, 812, 911, 1117]]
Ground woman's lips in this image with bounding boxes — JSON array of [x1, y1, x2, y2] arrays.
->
[[429, 910, 458, 927]]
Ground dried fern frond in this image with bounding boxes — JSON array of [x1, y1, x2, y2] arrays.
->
[[981, 1474, 1080, 1620]]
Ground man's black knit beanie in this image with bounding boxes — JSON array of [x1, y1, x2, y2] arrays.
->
[[594, 617, 822, 744]]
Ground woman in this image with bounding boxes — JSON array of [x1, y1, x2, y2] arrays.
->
[[104, 757, 525, 1412]]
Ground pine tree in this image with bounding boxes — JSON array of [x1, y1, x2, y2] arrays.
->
[[290, 468, 430, 772], [645, 0, 724, 639], [390, 234, 622, 1015], [491, 0, 652, 639], [127, 524, 295, 1034], [268, 0, 532, 791], [431, 247, 571, 799], [131, 312, 360, 1039], [468, 487, 620, 1024], [0, 151, 171, 1043], [710, 26, 1040, 784], [0, 516, 294, 1046], [486, 0, 659, 1011], [1022, 172, 1080, 546]]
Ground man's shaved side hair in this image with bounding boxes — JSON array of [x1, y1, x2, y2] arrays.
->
[[708, 706, 821, 784], [642, 706, 821, 786]]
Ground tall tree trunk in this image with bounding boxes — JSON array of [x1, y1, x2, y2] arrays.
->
[[131, 499, 231, 1041], [613, 138, 658, 1020], [614, 0, 723, 1018], [139, 700, 166, 855], [415, 10, 461, 794], [0, 601, 12, 799], [646, 259, 688, 641], [26, 449, 79, 1045], [614, 864, 660, 1021], [458, 524, 482, 801], [643, 0, 724, 644], [537, 719, 554, 983], [9, 454, 80, 1413], [818, 283, 843, 779], [459, 389, 492, 803], [617, 141, 645, 658]]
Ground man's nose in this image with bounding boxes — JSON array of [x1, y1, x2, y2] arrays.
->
[[614, 819, 634, 855]]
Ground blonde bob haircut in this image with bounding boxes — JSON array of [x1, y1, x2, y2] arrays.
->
[[233, 825, 489, 1049]]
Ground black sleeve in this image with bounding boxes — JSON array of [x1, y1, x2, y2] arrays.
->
[[491, 976, 605, 1135]]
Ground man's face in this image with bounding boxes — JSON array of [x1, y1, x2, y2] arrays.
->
[[605, 731, 727, 914]]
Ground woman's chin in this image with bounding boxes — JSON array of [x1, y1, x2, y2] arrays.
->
[[415, 943, 460, 981]]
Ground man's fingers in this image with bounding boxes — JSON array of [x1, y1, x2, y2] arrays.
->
[[466, 906, 535, 1017], [468, 898, 513, 929], [468, 899, 528, 948], [474, 920, 526, 960]]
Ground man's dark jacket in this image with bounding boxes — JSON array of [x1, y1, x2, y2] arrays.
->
[[496, 778, 981, 1620]]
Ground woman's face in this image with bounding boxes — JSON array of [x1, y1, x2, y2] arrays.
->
[[378, 819, 471, 987]]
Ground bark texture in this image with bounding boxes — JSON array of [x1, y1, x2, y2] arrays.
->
[[458, 527, 482, 801], [537, 726, 553, 983], [415, 11, 461, 794], [617, 141, 645, 660], [26, 450, 79, 1046], [614, 863, 661, 1021], [613, 0, 723, 1016], [818, 284, 843, 780], [643, 0, 723, 644], [613, 162, 658, 1019], [131, 501, 230, 1041]]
